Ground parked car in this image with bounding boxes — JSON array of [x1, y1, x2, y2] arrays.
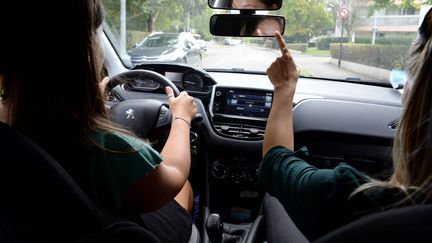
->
[[193, 33, 208, 51], [223, 38, 242, 46], [127, 32, 202, 67]]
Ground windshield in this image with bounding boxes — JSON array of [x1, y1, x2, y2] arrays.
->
[[101, 0, 431, 86]]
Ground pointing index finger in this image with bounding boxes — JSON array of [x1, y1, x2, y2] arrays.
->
[[275, 31, 289, 56]]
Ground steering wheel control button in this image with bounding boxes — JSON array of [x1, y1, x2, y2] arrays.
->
[[214, 103, 221, 111], [155, 106, 172, 128]]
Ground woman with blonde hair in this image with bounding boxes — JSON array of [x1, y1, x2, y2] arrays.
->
[[259, 8, 432, 241]]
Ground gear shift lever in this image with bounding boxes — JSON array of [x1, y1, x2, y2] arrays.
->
[[206, 213, 223, 243]]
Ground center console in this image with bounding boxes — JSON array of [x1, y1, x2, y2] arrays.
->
[[203, 85, 273, 243], [210, 86, 273, 140]]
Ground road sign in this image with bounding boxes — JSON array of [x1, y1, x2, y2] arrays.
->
[[339, 7, 350, 20]]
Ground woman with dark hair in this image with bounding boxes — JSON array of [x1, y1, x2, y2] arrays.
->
[[0, 0, 195, 242], [260, 7, 432, 241]]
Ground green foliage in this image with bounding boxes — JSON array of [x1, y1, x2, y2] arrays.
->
[[329, 43, 411, 70], [102, 0, 209, 34], [276, 0, 334, 41], [190, 7, 214, 40], [127, 30, 149, 49], [316, 36, 349, 50], [287, 43, 308, 52], [354, 36, 414, 45], [316, 35, 415, 50], [303, 47, 330, 56]]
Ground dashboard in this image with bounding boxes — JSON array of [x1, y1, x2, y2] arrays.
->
[[124, 63, 402, 154], [133, 63, 215, 94], [112, 63, 402, 222]]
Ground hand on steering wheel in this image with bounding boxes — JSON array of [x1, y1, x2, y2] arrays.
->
[[107, 69, 194, 138], [99, 76, 110, 99], [165, 87, 197, 127]]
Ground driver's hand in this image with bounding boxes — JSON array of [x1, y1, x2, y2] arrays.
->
[[266, 31, 299, 94], [99, 76, 110, 99], [166, 87, 197, 125]]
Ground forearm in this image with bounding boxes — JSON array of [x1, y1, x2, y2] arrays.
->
[[263, 86, 294, 156], [160, 119, 191, 179], [125, 120, 191, 212]]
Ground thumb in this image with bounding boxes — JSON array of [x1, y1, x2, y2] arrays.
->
[[101, 76, 109, 84], [99, 76, 110, 94], [165, 86, 174, 98]]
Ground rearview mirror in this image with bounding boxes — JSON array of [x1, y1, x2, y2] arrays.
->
[[208, 0, 282, 10], [210, 14, 285, 37]]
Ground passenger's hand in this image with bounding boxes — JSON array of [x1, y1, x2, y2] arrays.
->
[[266, 31, 299, 94], [99, 76, 109, 98], [166, 87, 197, 124]]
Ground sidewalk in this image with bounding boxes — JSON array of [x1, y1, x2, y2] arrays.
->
[[294, 53, 380, 82]]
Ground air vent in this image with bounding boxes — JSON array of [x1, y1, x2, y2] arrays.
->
[[213, 122, 265, 140], [388, 119, 399, 129], [123, 82, 136, 91]]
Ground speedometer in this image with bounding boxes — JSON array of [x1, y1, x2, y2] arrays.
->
[[182, 72, 204, 92], [130, 78, 160, 90]]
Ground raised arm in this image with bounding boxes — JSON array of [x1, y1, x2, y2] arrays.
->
[[125, 87, 197, 212], [262, 31, 299, 157]]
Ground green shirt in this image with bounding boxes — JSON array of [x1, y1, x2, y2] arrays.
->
[[63, 131, 163, 220], [259, 146, 370, 240]]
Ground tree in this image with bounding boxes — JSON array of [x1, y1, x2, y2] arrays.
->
[[277, 0, 334, 42], [342, 0, 369, 43], [139, 0, 174, 32], [101, 0, 213, 47], [126, 0, 207, 33]]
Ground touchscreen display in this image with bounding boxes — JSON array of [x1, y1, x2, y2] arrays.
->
[[213, 88, 273, 119]]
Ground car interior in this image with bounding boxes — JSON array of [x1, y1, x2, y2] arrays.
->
[[2, 0, 432, 242]]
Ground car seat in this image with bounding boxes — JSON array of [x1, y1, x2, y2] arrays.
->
[[0, 122, 200, 243], [263, 193, 432, 243]]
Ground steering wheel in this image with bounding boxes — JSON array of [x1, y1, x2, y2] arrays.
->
[[108, 69, 180, 139]]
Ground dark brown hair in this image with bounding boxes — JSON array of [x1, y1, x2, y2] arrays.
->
[[0, 0, 126, 152]]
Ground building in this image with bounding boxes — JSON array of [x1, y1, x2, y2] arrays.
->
[[334, 0, 430, 38]]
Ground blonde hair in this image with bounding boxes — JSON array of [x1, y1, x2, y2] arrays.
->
[[352, 32, 432, 202]]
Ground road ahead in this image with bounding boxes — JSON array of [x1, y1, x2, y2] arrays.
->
[[202, 43, 375, 81], [203, 44, 278, 71]]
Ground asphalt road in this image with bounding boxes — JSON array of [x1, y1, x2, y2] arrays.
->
[[203, 44, 278, 71], [202, 43, 375, 82]]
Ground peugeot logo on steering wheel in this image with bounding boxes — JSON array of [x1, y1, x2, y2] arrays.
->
[[125, 109, 135, 119]]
